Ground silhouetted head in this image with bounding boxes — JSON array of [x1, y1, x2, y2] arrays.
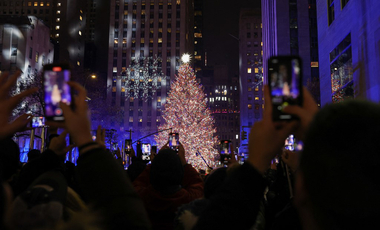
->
[[27, 149, 41, 162], [0, 138, 20, 181], [150, 148, 184, 193], [297, 100, 380, 230]]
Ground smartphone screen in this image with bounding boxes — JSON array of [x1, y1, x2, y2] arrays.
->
[[30, 116, 45, 128], [220, 140, 231, 154], [142, 143, 151, 160], [268, 56, 302, 120], [125, 139, 132, 151], [284, 135, 295, 151], [43, 64, 71, 121], [169, 133, 179, 151]]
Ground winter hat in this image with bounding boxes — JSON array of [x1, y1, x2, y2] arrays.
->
[[150, 148, 184, 191], [9, 170, 68, 229]]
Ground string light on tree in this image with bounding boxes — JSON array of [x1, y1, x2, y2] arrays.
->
[[155, 61, 219, 171]]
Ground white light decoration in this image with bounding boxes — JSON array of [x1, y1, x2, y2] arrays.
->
[[120, 56, 165, 100], [181, 53, 191, 64]]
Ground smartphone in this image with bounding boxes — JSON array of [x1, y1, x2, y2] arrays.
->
[[151, 146, 157, 155], [284, 135, 295, 151], [220, 140, 231, 166], [268, 56, 303, 120], [220, 140, 231, 154], [125, 139, 132, 152], [43, 63, 72, 121], [142, 143, 151, 161], [30, 116, 45, 128], [169, 133, 179, 151]]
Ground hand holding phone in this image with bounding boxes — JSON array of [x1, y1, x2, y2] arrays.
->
[[268, 56, 303, 121]]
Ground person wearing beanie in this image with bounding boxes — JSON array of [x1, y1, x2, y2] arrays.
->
[[133, 143, 204, 230]]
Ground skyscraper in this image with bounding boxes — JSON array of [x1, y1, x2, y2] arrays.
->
[[238, 8, 263, 155], [0, 0, 87, 74], [261, 0, 319, 97], [107, 0, 194, 142]]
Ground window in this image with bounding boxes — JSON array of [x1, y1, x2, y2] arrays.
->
[[328, 0, 335, 25], [34, 2, 37, 6], [341, 0, 349, 9], [254, 68, 259, 73], [247, 68, 252, 73], [248, 104, 252, 109], [57, 2, 61, 6], [57, 10, 61, 14], [330, 33, 353, 103], [35, 52, 39, 62]]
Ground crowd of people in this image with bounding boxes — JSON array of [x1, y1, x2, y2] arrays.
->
[[1, 70, 379, 230]]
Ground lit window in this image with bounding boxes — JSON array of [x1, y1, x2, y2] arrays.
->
[[40, 2, 44, 6], [57, 10, 61, 14], [34, 2, 38, 6], [56, 18, 60, 22], [247, 68, 252, 73], [194, 41, 197, 44], [248, 87, 252, 91], [158, 97, 161, 102], [255, 97, 259, 101], [28, 2, 32, 6], [79, 31, 82, 36], [139, 118, 142, 122], [79, 16, 82, 21], [55, 26, 60, 30], [236, 134, 239, 139], [55, 33, 59, 38], [158, 38, 163, 43], [255, 87, 259, 92], [113, 67, 117, 73], [261, 42, 263, 46], [77, 61, 80, 66], [46, 2, 50, 6], [129, 117, 133, 122], [123, 39, 127, 44], [255, 68, 259, 73], [248, 104, 252, 109], [35, 52, 39, 63], [57, 2, 61, 6], [114, 39, 118, 44]]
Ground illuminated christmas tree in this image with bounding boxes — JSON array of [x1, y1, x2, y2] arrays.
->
[[155, 60, 219, 170]]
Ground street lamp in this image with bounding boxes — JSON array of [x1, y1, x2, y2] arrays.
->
[[83, 73, 97, 89]]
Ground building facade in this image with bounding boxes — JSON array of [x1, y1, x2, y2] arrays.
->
[[261, 0, 320, 99], [0, 16, 54, 74], [107, 0, 194, 143], [0, 0, 87, 74], [317, 0, 380, 104], [239, 8, 263, 154]]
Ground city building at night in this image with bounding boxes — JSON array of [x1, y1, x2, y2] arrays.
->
[[0, 16, 53, 75], [0, 0, 87, 74], [199, 65, 240, 151], [317, 0, 380, 104], [261, 0, 320, 97], [239, 8, 263, 154], [193, 0, 203, 73], [107, 0, 194, 143]]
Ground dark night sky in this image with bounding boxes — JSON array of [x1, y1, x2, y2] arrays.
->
[[203, 0, 261, 76]]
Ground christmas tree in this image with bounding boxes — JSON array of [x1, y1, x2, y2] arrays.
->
[[155, 63, 219, 170]]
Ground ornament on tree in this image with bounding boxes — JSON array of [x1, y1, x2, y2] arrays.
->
[[155, 63, 219, 171]]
